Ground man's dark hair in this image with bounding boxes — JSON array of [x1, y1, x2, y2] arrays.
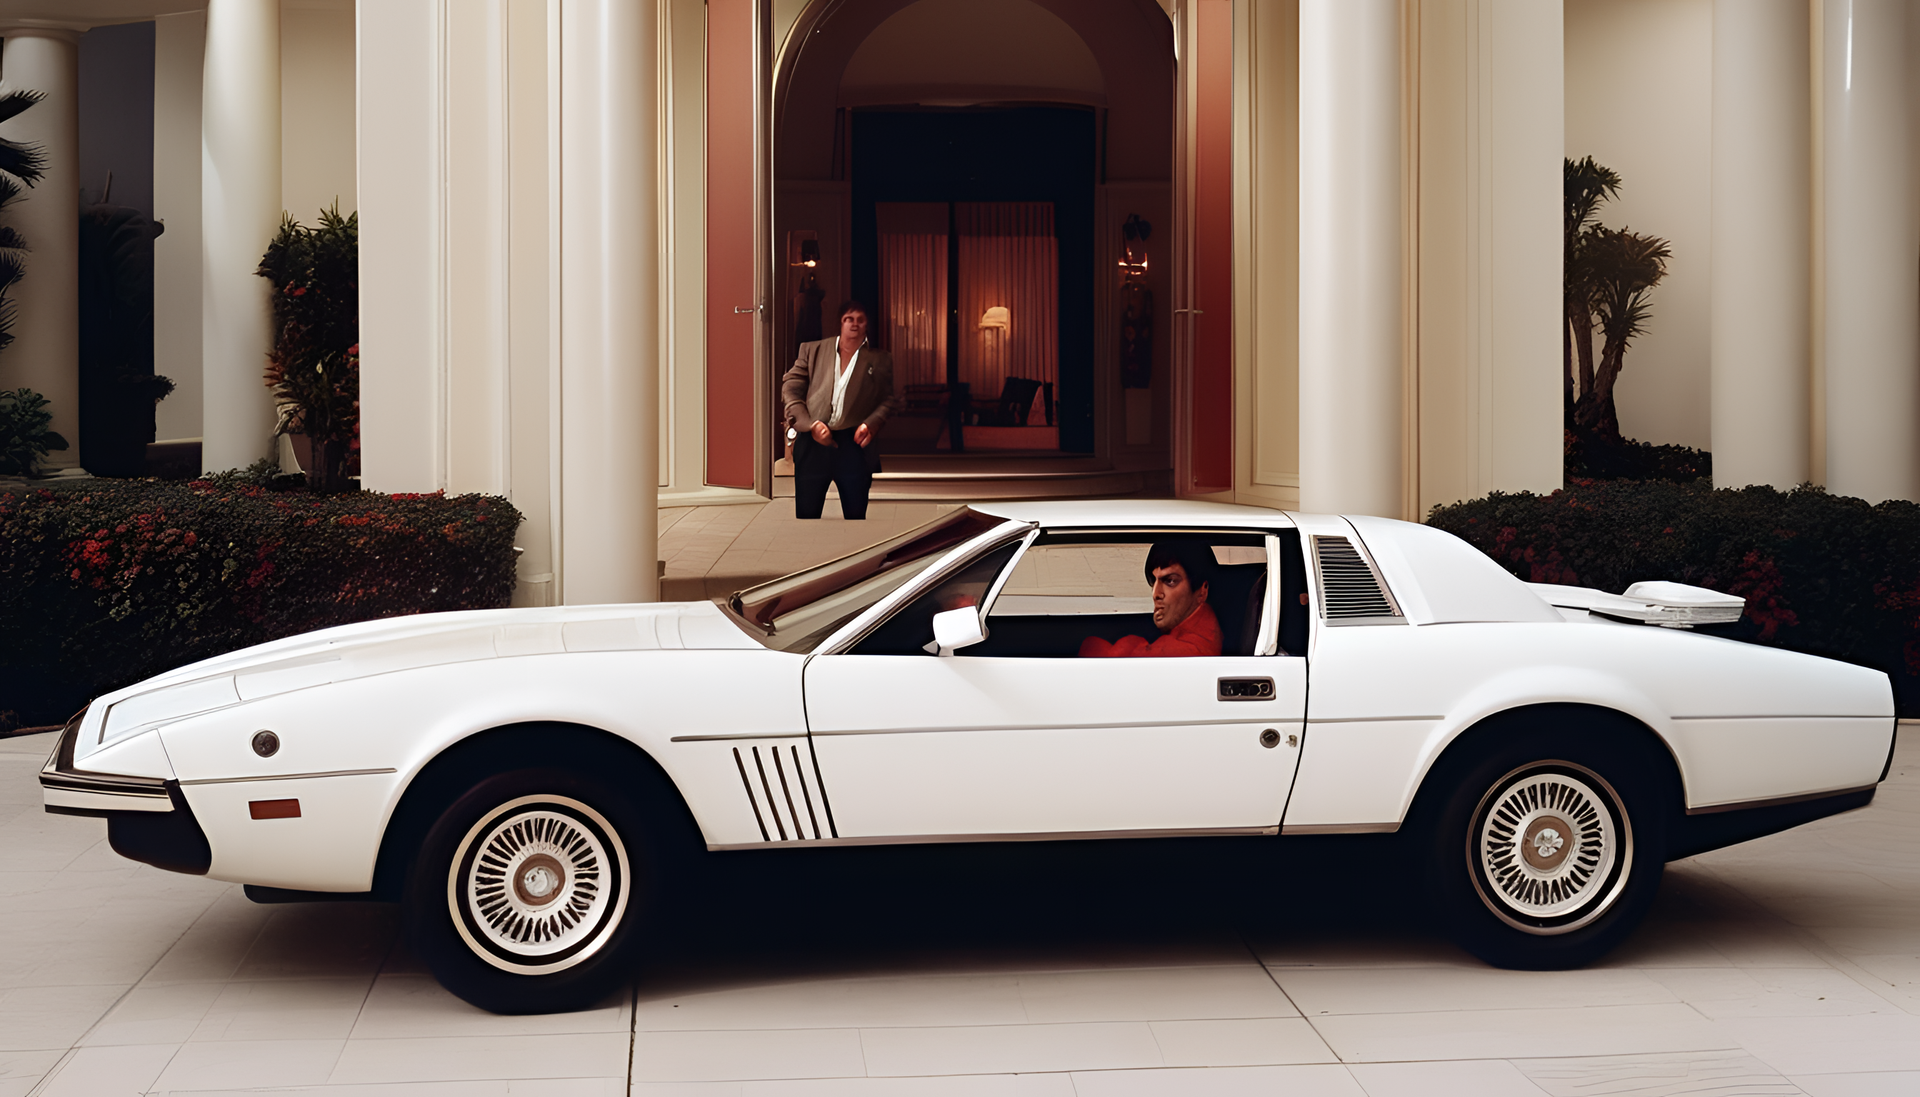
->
[[836, 299, 869, 321], [1143, 540, 1216, 591]]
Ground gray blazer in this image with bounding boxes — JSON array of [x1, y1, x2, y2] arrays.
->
[[780, 339, 900, 434]]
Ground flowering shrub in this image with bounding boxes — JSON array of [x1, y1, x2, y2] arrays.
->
[[1429, 481, 1920, 716], [0, 479, 520, 729]]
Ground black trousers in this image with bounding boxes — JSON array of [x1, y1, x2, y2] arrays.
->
[[794, 429, 873, 519]]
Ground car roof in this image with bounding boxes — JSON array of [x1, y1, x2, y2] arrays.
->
[[970, 499, 1297, 528]]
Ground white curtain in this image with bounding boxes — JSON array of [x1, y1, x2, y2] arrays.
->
[[876, 202, 948, 389], [957, 202, 1058, 401]]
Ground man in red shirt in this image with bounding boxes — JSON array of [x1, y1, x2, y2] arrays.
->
[[1079, 541, 1222, 658]]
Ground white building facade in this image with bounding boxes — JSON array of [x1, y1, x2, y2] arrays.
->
[[0, 0, 1914, 606]]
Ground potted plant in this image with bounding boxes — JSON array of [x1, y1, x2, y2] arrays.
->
[[257, 204, 358, 492]]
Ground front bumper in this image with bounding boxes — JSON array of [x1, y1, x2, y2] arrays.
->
[[40, 709, 211, 875], [39, 708, 173, 815]]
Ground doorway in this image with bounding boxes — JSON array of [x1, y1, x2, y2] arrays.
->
[[851, 107, 1095, 455], [748, 0, 1195, 497]]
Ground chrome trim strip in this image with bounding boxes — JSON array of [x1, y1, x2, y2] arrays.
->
[[1280, 822, 1402, 835], [40, 773, 169, 797], [178, 767, 397, 786], [1306, 715, 1444, 724], [670, 732, 806, 742], [1685, 783, 1880, 816], [810, 716, 1296, 737], [1667, 714, 1894, 722], [706, 823, 1279, 850]]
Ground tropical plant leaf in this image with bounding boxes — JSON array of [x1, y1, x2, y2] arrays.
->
[[0, 176, 21, 211], [0, 89, 45, 127], [0, 139, 46, 187], [0, 250, 24, 294], [0, 226, 26, 253]]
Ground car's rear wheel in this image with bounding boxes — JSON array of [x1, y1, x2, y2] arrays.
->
[[405, 768, 650, 1013], [1423, 721, 1670, 969]]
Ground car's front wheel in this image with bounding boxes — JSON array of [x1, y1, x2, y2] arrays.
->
[[405, 769, 649, 1013], [1423, 722, 1670, 969]]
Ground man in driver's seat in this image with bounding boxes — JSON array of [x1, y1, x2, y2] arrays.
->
[[1079, 541, 1222, 658]]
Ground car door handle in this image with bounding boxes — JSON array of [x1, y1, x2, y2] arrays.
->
[[1218, 677, 1274, 701]]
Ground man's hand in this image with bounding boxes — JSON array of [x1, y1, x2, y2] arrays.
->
[[855, 423, 873, 448], [811, 421, 833, 445]]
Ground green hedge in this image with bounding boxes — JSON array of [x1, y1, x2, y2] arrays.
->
[[1, 478, 522, 730], [1428, 481, 1920, 716]]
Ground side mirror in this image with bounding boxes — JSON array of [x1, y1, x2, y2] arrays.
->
[[930, 607, 986, 656]]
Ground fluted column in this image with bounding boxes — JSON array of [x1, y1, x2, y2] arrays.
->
[[558, 0, 659, 604], [200, 0, 281, 473], [1821, 0, 1917, 503], [1299, 0, 1403, 517], [0, 30, 80, 472], [1710, 0, 1811, 490]]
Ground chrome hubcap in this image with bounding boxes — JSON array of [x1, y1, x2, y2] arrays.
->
[[1471, 765, 1630, 934], [449, 796, 630, 974]]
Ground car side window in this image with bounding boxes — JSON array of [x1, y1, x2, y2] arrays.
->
[[847, 541, 1025, 656], [968, 533, 1280, 658]]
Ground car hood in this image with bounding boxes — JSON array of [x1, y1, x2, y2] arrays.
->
[[79, 602, 759, 759]]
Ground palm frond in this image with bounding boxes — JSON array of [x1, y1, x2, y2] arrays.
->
[[0, 225, 27, 253], [0, 89, 44, 127], [0, 251, 25, 295], [0, 139, 46, 186]]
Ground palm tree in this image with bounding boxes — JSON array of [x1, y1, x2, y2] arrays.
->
[[1564, 156, 1621, 415], [1573, 226, 1671, 442], [0, 88, 47, 358]]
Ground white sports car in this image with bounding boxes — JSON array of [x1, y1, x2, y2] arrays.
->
[[42, 502, 1896, 1012]]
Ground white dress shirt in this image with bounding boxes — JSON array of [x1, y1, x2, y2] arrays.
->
[[828, 339, 862, 429]]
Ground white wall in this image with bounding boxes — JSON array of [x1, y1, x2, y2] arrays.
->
[[1564, 0, 1713, 451], [154, 11, 205, 442], [281, 0, 356, 220]]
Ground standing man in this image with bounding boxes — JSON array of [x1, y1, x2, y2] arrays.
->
[[782, 300, 898, 519]]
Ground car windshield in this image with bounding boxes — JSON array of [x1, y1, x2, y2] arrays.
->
[[725, 507, 1013, 653]]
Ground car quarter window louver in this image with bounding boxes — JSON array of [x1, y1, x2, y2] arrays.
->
[[1312, 535, 1403, 621]]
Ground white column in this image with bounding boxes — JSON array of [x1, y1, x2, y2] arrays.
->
[[357, 0, 446, 493], [1822, 0, 1917, 503], [558, 0, 659, 604], [1299, 0, 1402, 517], [1711, 0, 1811, 490], [154, 11, 207, 444], [200, 0, 281, 473], [0, 30, 80, 472]]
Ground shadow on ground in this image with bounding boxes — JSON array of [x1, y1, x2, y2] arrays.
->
[[637, 833, 1433, 985]]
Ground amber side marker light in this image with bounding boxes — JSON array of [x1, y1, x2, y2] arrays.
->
[[249, 799, 301, 820]]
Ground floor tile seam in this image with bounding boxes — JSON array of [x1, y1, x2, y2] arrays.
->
[[19, 1044, 78, 1097], [1695, 861, 1920, 1017], [625, 979, 640, 1092], [53, 883, 239, 1065], [1241, 931, 1336, 1063], [632, 1016, 1305, 1035]]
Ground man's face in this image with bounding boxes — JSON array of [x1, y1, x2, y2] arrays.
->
[[840, 310, 868, 345], [1149, 562, 1207, 632]]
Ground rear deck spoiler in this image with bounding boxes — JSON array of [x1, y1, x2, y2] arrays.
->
[[1527, 581, 1744, 628]]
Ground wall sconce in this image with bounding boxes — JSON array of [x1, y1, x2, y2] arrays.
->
[[978, 305, 1010, 333], [1119, 213, 1151, 279], [797, 239, 821, 268]]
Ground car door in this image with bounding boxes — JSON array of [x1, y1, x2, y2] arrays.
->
[[804, 528, 1308, 839]]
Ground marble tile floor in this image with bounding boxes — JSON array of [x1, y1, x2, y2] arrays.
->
[[3, 718, 1915, 1094]]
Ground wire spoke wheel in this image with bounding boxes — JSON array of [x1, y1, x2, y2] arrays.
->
[[447, 795, 631, 974], [1468, 762, 1633, 935]]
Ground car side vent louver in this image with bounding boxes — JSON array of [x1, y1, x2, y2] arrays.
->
[[1313, 535, 1403, 622], [733, 744, 834, 841]]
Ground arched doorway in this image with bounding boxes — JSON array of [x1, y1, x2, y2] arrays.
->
[[736, 0, 1205, 497]]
